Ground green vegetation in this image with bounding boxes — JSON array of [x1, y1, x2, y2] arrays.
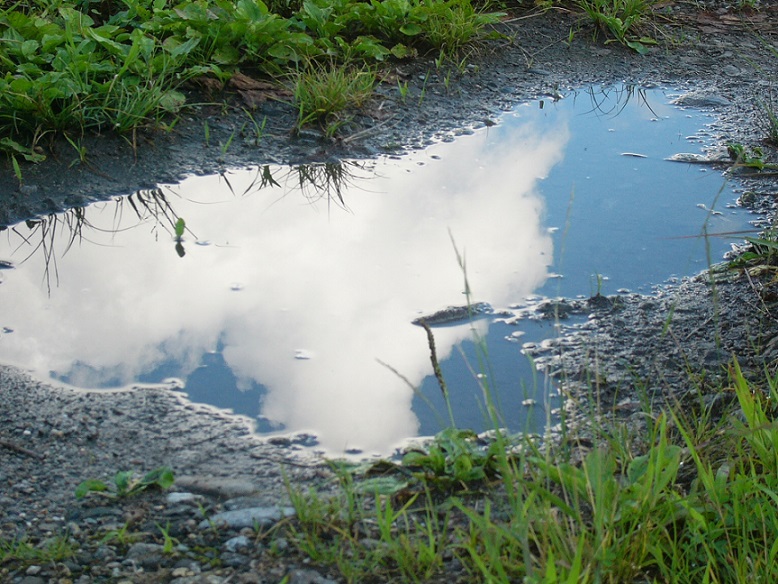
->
[[0, 0, 685, 163], [75, 465, 175, 499], [0, 534, 76, 566], [293, 60, 376, 136], [577, 0, 658, 53], [0, 0, 505, 158], [279, 358, 778, 582]]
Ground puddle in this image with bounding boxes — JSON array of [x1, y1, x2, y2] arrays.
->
[[0, 85, 756, 456]]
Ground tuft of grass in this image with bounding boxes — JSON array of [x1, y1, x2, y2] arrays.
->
[[419, 0, 505, 53], [757, 94, 778, 146], [0, 534, 77, 567], [293, 61, 376, 137], [577, 0, 658, 53]]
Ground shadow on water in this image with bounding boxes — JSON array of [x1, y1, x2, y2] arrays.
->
[[0, 84, 760, 455]]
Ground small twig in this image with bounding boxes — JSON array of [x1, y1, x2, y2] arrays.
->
[[418, 319, 448, 399], [0, 439, 44, 460]]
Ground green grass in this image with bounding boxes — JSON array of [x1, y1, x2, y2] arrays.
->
[[577, 0, 658, 53], [293, 61, 376, 136], [279, 358, 778, 582], [0, 534, 77, 566]]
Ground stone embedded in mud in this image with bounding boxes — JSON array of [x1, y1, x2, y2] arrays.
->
[[199, 505, 295, 530], [174, 476, 259, 499], [671, 91, 731, 109]]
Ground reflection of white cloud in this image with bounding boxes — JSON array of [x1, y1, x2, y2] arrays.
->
[[0, 118, 568, 453]]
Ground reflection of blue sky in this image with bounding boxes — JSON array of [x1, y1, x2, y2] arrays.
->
[[0, 118, 565, 453]]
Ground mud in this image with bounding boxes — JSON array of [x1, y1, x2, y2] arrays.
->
[[4, 0, 778, 535]]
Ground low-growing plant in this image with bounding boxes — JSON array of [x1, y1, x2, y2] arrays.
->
[[75, 466, 175, 499], [726, 141, 777, 171], [0, 534, 76, 567], [401, 427, 506, 492], [292, 61, 375, 135], [157, 521, 180, 554], [244, 109, 268, 146], [578, 0, 658, 53], [756, 95, 778, 146]]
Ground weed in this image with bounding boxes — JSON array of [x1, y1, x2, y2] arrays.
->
[[11, 155, 23, 187], [220, 129, 236, 156], [156, 522, 180, 554], [726, 141, 778, 171], [75, 466, 175, 499], [397, 79, 410, 103], [420, 0, 504, 53], [756, 94, 778, 145], [578, 0, 658, 53], [0, 534, 76, 567], [418, 73, 429, 106], [244, 110, 267, 146], [293, 61, 375, 134], [63, 133, 88, 168], [101, 522, 141, 546], [0, 0, 507, 153]]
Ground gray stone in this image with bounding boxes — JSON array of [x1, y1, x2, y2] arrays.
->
[[671, 91, 731, 109], [167, 492, 204, 505], [174, 476, 258, 499], [126, 542, 165, 569], [199, 506, 295, 530], [223, 535, 251, 553]]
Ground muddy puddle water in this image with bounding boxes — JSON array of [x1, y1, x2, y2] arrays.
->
[[0, 85, 756, 455]]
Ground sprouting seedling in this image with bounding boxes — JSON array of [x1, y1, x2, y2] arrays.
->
[[11, 155, 22, 187], [174, 218, 186, 258], [174, 217, 186, 240], [398, 80, 409, 103]]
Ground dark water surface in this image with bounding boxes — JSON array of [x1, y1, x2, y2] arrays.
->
[[0, 85, 755, 455]]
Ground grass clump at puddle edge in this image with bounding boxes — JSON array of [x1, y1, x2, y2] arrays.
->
[[276, 357, 778, 582]]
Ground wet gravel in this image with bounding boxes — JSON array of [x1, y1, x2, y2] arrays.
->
[[4, 1, 778, 581]]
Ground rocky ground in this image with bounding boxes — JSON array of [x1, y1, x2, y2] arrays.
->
[[4, 0, 778, 582]]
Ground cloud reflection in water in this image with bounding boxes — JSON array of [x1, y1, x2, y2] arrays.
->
[[0, 116, 569, 453]]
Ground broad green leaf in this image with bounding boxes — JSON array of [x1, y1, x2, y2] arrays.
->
[[625, 39, 651, 55], [399, 22, 422, 36], [143, 466, 175, 489], [212, 45, 240, 65], [20, 39, 40, 60], [159, 90, 186, 112], [113, 470, 134, 493], [166, 36, 200, 59], [390, 43, 414, 59], [75, 479, 108, 499], [627, 453, 649, 484]]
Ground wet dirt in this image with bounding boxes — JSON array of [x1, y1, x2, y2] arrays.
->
[[4, 0, 778, 542]]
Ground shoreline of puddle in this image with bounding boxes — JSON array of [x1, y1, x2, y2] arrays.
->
[[0, 84, 764, 458]]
